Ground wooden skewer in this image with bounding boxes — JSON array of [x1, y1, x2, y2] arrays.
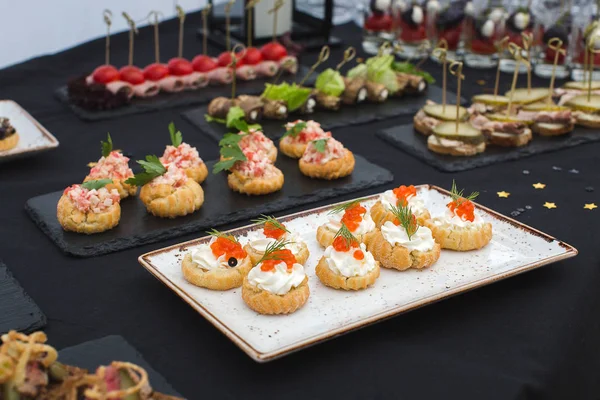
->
[[245, 0, 260, 48], [224, 0, 236, 52], [268, 0, 285, 43], [176, 5, 186, 59], [336, 47, 356, 71], [298, 45, 330, 87], [547, 38, 565, 106], [521, 32, 533, 94], [432, 39, 448, 112], [122, 12, 138, 66], [201, 5, 212, 57], [449, 60, 464, 134], [103, 10, 112, 65], [230, 43, 246, 100], [148, 11, 162, 64], [493, 36, 509, 97], [506, 43, 529, 117]]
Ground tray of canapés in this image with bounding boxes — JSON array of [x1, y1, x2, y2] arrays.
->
[[137, 182, 577, 362], [25, 118, 392, 256]]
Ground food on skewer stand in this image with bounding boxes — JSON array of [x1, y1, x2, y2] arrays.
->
[[120, 12, 160, 98], [564, 33, 600, 128], [427, 61, 486, 156], [469, 44, 534, 147], [414, 41, 467, 136], [168, 6, 208, 90], [469, 36, 511, 115], [314, 47, 358, 110], [513, 38, 575, 136]]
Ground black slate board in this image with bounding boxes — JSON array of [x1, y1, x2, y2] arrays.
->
[[55, 66, 311, 122], [0, 260, 46, 334], [182, 85, 461, 142], [376, 123, 600, 173], [59, 335, 182, 398], [25, 156, 393, 257]]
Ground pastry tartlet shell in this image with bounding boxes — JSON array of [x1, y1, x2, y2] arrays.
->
[[227, 167, 284, 195], [424, 219, 493, 251], [181, 253, 252, 290], [279, 138, 306, 159], [140, 179, 204, 218], [364, 229, 441, 271], [242, 276, 310, 315], [315, 256, 380, 290], [0, 132, 19, 151], [57, 194, 121, 234], [299, 149, 355, 180], [184, 162, 209, 184]]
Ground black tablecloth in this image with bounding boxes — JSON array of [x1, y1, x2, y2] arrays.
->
[[1, 14, 599, 400]]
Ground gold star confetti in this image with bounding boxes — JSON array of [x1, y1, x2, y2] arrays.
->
[[543, 202, 557, 209], [532, 183, 546, 189], [497, 191, 510, 198], [87, 162, 97, 167], [477, 79, 486, 85], [584, 203, 598, 210]]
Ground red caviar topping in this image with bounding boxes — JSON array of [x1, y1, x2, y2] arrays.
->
[[332, 235, 359, 252], [210, 237, 247, 260], [353, 249, 364, 260], [340, 204, 367, 232], [263, 221, 286, 239], [393, 185, 417, 207], [260, 249, 297, 271], [447, 199, 475, 222]]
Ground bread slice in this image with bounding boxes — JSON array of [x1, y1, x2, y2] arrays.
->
[[532, 122, 574, 136], [488, 128, 532, 147], [413, 113, 438, 136], [574, 113, 600, 128], [427, 135, 486, 156]]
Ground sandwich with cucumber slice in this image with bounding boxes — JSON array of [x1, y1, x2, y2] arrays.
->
[[427, 121, 486, 156], [470, 112, 533, 147], [414, 101, 468, 136], [555, 81, 600, 106], [468, 94, 511, 115], [516, 102, 575, 135], [564, 94, 600, 128]]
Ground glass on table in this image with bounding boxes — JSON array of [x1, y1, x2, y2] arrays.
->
[[499, 2, 537, 73], [429, 0, 468, 62], [570, 13, 600, 81], [464, 4, 507, 68], [362, 0, 396, 55], [393, 0, 431, 58]]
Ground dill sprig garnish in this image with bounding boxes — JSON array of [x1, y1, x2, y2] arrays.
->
[[328, 199, 364, 215], [450, 180, 479, 206], [250, 215, 290, 233], [389, 204, 417, 240], [256, 239, 294, 265], [206, 228, 239, 243], [333, 223, 358, 249]]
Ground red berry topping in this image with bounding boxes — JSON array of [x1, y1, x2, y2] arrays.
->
[[119, 65, 145, 85], [241, 47, 264, 65], [192, 55, 218, 72], [92, 65, 120, 84], [168, 57, 193, 76], [261, 42, 288, 61], [143, 63, 169, 81]]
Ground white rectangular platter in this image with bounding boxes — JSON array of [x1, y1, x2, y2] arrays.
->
[[138, 185, 577, 362], [0, 100, 59, 163]]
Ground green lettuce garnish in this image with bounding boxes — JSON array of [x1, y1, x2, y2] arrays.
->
[[262, 82, 313, 112], [315, 68, 345, 97], [392, 62, 435, 84], [347, 63, 368, 79], [364, 55, 399, 93]]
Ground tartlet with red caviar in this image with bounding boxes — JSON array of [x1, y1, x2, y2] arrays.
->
[[370, 184, 431, 227], [365, 204, 441, 271], [298, 137, 354, 180], [84, 133, 137, 199], [279, 120, 331, 159], [243, 215, 309, 265], [182, 231, 252, 290], [57, 179, 121, 234], [242, 243, 309, 315], [160, 122, 208, 184], [316, 200, 376, 248], [0, 118, 19, 151], [316, 225, 380, 291], [424, 181, 492, 251], [128, 155, 204, 218]]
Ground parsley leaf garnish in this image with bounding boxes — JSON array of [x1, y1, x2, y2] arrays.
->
[[281, 121, 307, 139], [204, 114, 226, 124], [212, 135, 248, 174], [101, 133, 113, 158], [81, 179, 113, 191], [205, 106, 261, 134], [124, 155, 167, 187], [313, 138, 329, 153], [168, 122, 183, 147]]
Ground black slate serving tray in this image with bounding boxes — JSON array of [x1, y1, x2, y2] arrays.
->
[[0, 260, 46, 334], [54, 66, 311, 122], [25, 156, 393, 257], [182, 85, 461, 142], [59, 335, 182, 398], [376, 123, 600, 172]]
